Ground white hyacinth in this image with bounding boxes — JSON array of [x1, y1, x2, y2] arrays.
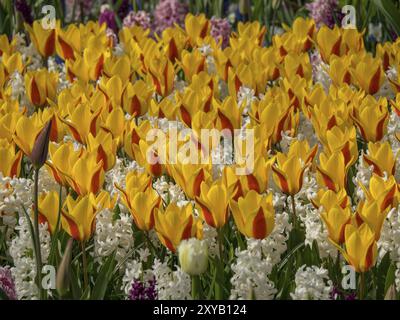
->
[[152, 259, 191, 300], [291, 265, 333, 300], [94, 209, 134, 267], [9, 216, 51, 300]]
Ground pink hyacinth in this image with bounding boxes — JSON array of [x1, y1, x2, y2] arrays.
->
[[210, 17, 231, 49], [153, 0, 188, 34], [0, 267, 17, 300], [306, 0, 341, 29], [123, 10, 152, 30]]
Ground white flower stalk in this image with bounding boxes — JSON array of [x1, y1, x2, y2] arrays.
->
[[153, 175, 188, 206], [0, 174, 33, 218], [152, 259, 191, 300], [94, 209, 134, 267], [105, 158, 143, 197], [230, 211, 290, 299], [9, 216, 51, 300], [291, 265, 333, 300], [202, 223, 219, 258], [230, 249, 277, 300], [378, 205, 400, 262]]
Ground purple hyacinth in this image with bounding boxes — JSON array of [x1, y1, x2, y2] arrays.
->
[[115, 0, 130, 20], [305, 0, 342, 29], [210, 17, 231, 49], [0, 267, 17, 300], [99, 9, 117, 33], [153, 0, 188, 34], [129, 278, 157, 300], [14, 0, 33, 25], [123, 10, 152, 30]]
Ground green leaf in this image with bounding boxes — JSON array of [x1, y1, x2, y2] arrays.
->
[[91, 254, 116, 300], [372, 0, 400, 36], [384, 262, 396, 295], [70, 267, 83, 300]]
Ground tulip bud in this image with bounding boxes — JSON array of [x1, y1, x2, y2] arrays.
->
[[30, 120, 52, 168], [56, 238, 74, 297], [178, 238, 208, 276]]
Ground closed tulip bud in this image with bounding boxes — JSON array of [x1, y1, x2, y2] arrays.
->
[[56, 238, 74, 297], [178, 238, 208, 276], [30, 120, 52, 168]]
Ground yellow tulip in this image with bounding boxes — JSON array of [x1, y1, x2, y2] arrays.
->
[[359, 174, 398, 212], [336, 223, 378, 273], [87, 131, 117, 171], [329, 55, 352, 87], [160, 27, 187, 62], [321, 205, 352, 245], [137, 139, 165, 177], [272, 140, 317, 195], [147, 55, 175, 97], [185, 14, 210, 46], [83, 46, 108, 81], [25, 21, 56, 58], [0, 140, 23, 178], [168, 163, 212, 199], [38, 191, 60, 234], [316, 26, 342, 63], [215, 96, 243, 134], [351, 55, 384, 95], [283, 53, 312, 80], [356, 200, 389, 240], [123, 119, 152, 161], [195, 180, 230, 229], [122, 80, 153, 117], [180, 50, 206, 82], [324, 125, 358, 167], [12, 115, 43, 158], [363, 141, 396, 177], [103, 55, 131, 83], [176, 89, 211, 127], [46, 141, 83, 186], [118, 187, 161, 231], [1, 52, 24, 76], [229, 191, 275, 239], [65, 54, 90, 82], [24, 69, 58, 107], [66, 152, 105, 196], [351, 97, 389, 142], [61, 194, 97, 242], [56, 23, 80, 61], [311, 188, 350, 212], [155, 203, 202, 252], [316, 152, 348, 192], [99, 107, 126, 145], [60, 103, 102, 144], [0, 34, 15, 57]]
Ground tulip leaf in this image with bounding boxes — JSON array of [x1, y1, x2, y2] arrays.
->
[[91, 254, 116, 300], [384, 262, 396, 296], [372, 0, 400, 36], [70, 267, 83, 300]]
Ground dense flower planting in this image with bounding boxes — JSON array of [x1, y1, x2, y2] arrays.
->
[[1, 0, 400, 301]]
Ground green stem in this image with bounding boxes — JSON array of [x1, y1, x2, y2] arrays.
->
[[33, 168, 44, 300], [290, 194, 297, 229], [217, 228, 224, 261], [359, 272, 366, 300], [191, 275, 202, 300], [81, 241, 89, 290], [49, 184, 63, 265]]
